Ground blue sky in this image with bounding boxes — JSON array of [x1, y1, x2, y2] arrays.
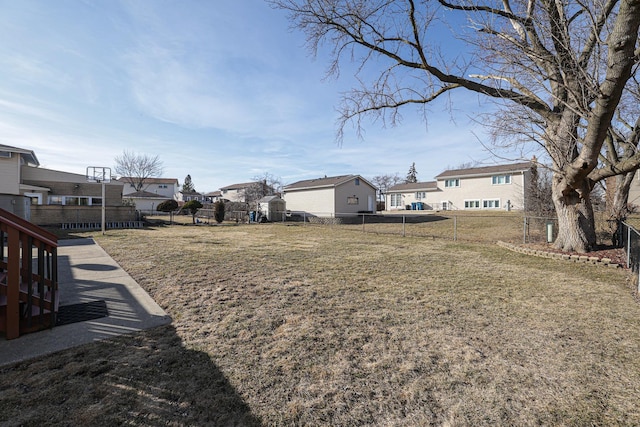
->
[[0, 0, 499, 192]]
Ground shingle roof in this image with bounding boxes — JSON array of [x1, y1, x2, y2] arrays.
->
[[124, 190, 168, 198], [220, 182, 258, 191], [284, 175, 376, 191], [117, 177, 178, 184], [388, 181, 438, 192], [435, 162, 532, 179]]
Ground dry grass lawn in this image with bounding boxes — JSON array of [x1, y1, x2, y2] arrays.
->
[[2, 223, 640, 425]]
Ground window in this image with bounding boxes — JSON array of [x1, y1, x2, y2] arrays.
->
[[92, 197, 102, 205], [416, 192, 426, 200], [49, 196, 63, 205], [347, 196, 359, 205], [354, 178, 360, 186], [483, 199, 500, 208], [0, 151, 11, 158], [445, 179, 460, 188], [158, 184, 168, 189], [464, 200, 480, 209], [390, 193, 403, 207], [130, 183, 135, 188], [492, 175, 511, 185], [441, 201, 449, 210]]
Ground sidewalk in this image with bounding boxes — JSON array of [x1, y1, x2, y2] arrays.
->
[[0, 238, 172, 367]]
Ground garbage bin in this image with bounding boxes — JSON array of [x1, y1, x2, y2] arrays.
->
[[249, 211, 256, 222]]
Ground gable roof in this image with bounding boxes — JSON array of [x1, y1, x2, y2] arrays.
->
[[220, 181, 258, 191], [435, 162, 532, 179], [284, 175, 375, 191], [123, 190, 169, 199], [388, 181, 438, 193], [117, 177, 178, 185], [0, 143, 39, 166]]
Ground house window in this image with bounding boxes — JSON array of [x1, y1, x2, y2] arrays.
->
[[416, 192, 426, 200], [390, 193, 403, 207], [492, 175, 511, 185], [464, 200, 480, 209], [92, 197, 102, 205], [158, 184, 168, 189], [483, 199, 500, 208], [130, 183, 135, 188], [445, 179, 460, 188], [441, 201, 449, 210], [49, 196, 63, 205], [0, 151, 11, 158], [354, 178, 360, 186], [347, 196, 359, 205]]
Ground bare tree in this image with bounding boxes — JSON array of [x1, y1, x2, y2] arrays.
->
[[114, 150, 163, 192], [271, 0, 640, 252], [245, 173, 282, 209], [371, 173, 402, 201]]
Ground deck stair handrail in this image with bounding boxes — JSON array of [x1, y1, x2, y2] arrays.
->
[[0, 207, 58, 340]]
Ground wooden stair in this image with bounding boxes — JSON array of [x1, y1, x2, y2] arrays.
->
[[0, 208, 58, 339]]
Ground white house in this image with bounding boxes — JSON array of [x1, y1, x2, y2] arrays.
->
[[119, 177, 180, 213], [386, 181, 439, 211], [283, 175, 377, 217], [219, 182, 258, 203], [0, 144, 40, 217], [434, 162, 532, 211]]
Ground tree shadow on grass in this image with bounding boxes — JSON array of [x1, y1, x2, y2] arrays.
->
[[0, 325, 261, 426]]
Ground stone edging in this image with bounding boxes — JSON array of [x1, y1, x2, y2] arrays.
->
[[496, 241, 622, 268]]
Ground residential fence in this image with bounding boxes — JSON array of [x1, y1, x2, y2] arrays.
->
[[620, 221, 640, 291], [275, 211, 577, 245]]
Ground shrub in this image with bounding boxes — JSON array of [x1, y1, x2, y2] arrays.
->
[[214, 200, 225, 223]]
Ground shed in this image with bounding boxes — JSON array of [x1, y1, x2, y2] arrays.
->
[[258, 195, 286, 222]]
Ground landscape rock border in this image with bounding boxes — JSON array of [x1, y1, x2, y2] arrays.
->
[[497, 241, 622, 268]]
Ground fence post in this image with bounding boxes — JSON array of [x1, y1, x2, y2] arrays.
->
[[454, 216, 457, 241], [402, 215, 406, 237], [523, 216, 527, 244], [628, 225, 631, 269], [362, 214, 365, 233]]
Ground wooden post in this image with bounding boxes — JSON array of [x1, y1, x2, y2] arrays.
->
[[6, 227, 20, 340]]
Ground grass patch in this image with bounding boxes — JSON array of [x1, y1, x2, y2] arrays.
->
[[2, 224, 640, 425]]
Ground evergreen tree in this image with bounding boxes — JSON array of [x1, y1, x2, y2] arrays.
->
[[183, 175, 195, 192], [214, 200, 226, 223], [405, 163, 418, 184]]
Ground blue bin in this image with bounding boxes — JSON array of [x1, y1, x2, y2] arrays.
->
[[249, 211, 256, 222]]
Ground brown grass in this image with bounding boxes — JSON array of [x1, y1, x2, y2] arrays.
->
[[2, 223, 640, 425]]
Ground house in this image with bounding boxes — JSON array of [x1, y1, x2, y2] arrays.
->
[[283, 175, 377, 217], [386, 181, 439, 211], [219, 182, 259, 203], [433, 162, 532, 211], [176, 191, 207, 204], [0, 143, 134, 226], [0, 144, 40, 218], [120, 177, 179, 199], [205, 190, 223, 203]]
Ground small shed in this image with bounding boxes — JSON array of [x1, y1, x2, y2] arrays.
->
[[258, 195, 286, 222]]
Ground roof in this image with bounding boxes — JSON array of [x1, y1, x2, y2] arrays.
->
[[388, 181, 438, 193], [435, 162, 532, 179], [284, 175, 375, 191], [220, 182, 258, 191], [258, 195, 284, 203], [205, 191, 222, 197], [123, 190, 169, 199], [0, 143, 39, 166], [117, 177, 178, 185]]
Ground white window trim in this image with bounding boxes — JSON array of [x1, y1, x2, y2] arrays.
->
[[491, 174, 512, 185], [445, 178, 460, 188], [483, 199, 501, 209], [464, 199, 480, 209]]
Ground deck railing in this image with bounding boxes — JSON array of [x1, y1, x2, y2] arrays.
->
[[0, 207, 58, 340]]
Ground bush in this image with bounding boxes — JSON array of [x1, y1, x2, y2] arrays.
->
[[214, 200, 225, 223], [157, 199, 178, 212], [183, 200, 203, 224]]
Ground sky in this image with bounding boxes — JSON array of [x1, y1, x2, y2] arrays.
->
[[0, 0, 501, 192]]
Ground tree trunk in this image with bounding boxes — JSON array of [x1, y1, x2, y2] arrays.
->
[[552, 174, 597, 253], [609, 172, 635, 221]]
